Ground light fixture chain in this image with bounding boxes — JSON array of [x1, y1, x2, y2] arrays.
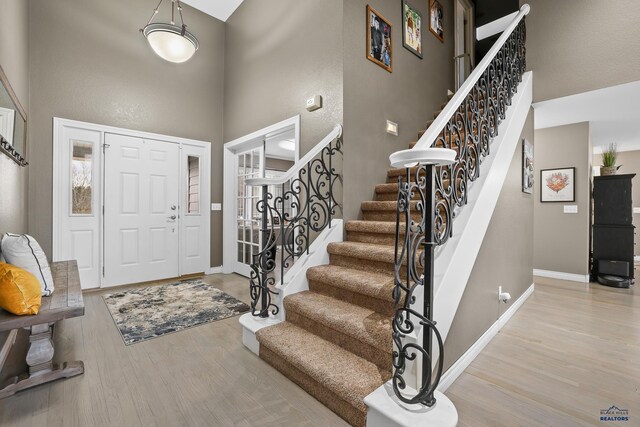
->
[[145, 0, 164, 27], [177, 0, 186, 28]]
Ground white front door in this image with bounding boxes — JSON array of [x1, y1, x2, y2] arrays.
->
[[103, 133, 180, 287]]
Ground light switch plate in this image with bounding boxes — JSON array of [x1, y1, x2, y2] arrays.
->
[[386, 120, 399, 136], [563, 205, 578, 214], [211, 203, 222, 211]]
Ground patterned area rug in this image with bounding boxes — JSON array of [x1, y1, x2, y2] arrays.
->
[[103, 280, 250, 345]]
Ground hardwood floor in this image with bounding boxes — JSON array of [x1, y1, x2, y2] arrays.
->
[[449, 276, 639, 427], [0, 274, 349, 427], [0, 274, 637, 426]]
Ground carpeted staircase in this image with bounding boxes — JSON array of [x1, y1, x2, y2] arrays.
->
[[256, 102, 452, 427]]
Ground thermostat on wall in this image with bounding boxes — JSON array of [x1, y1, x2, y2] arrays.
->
[[306, 95, 322, 112]]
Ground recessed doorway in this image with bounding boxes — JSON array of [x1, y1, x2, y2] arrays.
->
[[222, 116, 300, 276]]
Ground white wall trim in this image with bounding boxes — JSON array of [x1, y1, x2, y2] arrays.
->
[[207, 266, 223, 275], [476, 11, 518, 41], [437, 283, 535, 392], [533, 269, 590, 283], [0, 329, 18, 372]]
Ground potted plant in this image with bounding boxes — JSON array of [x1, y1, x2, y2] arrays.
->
[[601, 143, 621, 176]]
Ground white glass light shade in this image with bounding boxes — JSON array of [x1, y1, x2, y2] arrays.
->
[[143, 23, 199, 63]]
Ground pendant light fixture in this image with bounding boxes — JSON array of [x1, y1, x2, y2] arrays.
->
[[141, 0, 199, 63]]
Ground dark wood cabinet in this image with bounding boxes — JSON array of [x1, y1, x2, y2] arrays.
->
[[591, 174, 635, 283]]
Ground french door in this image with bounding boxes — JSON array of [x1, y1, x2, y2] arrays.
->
[[234, 146, 264, 277], [103, 134, 181, 287]]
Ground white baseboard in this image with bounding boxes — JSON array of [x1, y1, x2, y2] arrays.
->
[[533, 269, 589, 283], [206, 266, 223, 275], [437, 283, 535, 392]]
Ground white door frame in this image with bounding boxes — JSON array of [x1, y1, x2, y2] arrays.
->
[[454, 0, 475, 90], [222, 115, 300, 275], [53, 117, 211, 289]]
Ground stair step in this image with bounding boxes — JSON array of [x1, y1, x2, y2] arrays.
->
[[375, 181, 453, 201], [361, 200, 420, 222], [284, 291, 392, 369], [328, 241, 398, 276], [345, 219, 403, 246], [307, 264, 395, 315], [257, 322, 390, 427]]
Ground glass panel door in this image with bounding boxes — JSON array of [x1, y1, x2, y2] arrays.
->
[[235, 145, 264, 276]]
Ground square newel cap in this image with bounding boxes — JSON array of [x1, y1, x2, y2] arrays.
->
[[390, 148, 457, 169]]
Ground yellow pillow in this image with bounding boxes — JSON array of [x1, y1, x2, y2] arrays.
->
[[0, 262, 42, 315]]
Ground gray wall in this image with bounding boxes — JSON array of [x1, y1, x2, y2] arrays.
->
[[533, 123, 591, 275], [522, 0, 640, 102], [445, 109, 534, 370], [224, 0, 344, 155], [27, 0, 226, 267], [0, 0, 29, 237], [0, 0, 30, 386], [594, 150, 640, 257], [342, 0, 455, 221]]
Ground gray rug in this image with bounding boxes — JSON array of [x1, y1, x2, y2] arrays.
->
[[103, 279, 250, 345]]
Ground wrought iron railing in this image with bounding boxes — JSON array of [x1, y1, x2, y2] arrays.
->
[[390, 6, 528, 406], [246, 125, 343, 318]]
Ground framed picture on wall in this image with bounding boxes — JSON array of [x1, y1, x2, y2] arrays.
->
[[522, 139, 534, 194], [429, 0, 444, 42], [402, 0, 423, 58], [540, 167, 576, 202], [366, 5, 393, 72]]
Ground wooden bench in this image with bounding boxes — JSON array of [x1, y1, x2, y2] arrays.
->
[[0, 260, 85, 398]]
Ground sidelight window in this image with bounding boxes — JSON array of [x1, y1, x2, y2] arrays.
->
[[70, 140, 93, 215]]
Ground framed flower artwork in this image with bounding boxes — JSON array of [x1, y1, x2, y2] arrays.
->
[[540, 167, 575, 202]]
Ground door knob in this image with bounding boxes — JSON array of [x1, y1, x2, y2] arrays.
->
[[169, 215, 177, 220], [171, 205, 177, 210]]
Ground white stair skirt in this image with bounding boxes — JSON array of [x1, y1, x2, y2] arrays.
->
[[433, 71, 533, 343], [363, 72, 533, 426], [239, 219, 344, 354]]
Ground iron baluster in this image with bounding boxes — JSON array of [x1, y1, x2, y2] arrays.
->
[[391, 18, 526, 405], [247, 128, 343, 318]]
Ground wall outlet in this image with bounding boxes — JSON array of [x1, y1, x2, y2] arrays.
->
[[211, 203, 222, 211], [563, 205, 578, 214]]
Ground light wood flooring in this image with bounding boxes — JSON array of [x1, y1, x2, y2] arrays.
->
[[0, 274, 637, 426], [0, 274, 349, 427], [449, 276, 639, 427]]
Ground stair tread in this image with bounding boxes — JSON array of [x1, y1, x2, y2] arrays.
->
[[285, 291, 392, 353], [256, 322, 390, 412], [345, 220, 404, 235], [307, 264, 395, 302], [328, 241, 396, 263], [361, 200, 416, 211]]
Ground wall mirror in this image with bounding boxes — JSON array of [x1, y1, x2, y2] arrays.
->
[[0, 64, 28, 166]]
